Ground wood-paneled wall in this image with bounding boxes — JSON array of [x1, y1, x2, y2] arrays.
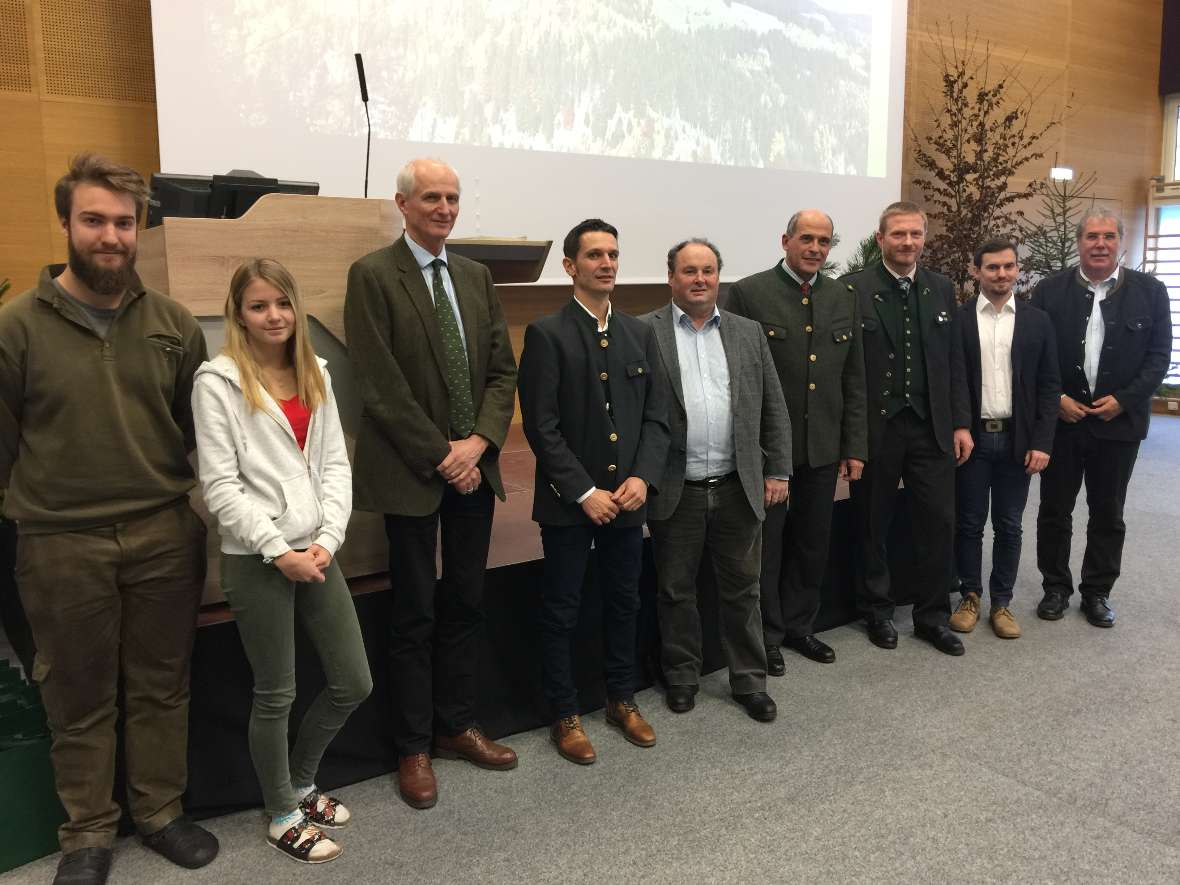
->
[[904, 0, 1165, 260], [1, 0, 159, 296], [1, 0, 1165, 298]]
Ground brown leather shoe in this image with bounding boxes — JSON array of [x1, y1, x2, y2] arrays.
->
[[990, 606, 1022, 639], [550, 715, 596, 765], [433, 727, 518, 770], [397, 753, 437, 809], [949, 592, 980, 633], [605, 699, 656, 748]]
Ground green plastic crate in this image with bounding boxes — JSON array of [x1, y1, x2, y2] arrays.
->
[[0, 736, 66, 873], [0, 661, 64, 874]]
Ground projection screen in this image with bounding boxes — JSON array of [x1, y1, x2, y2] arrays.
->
[[152, 0, 907, 283]]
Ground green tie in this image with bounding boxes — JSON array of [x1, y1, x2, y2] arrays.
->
[[430, 259, 475, 438]]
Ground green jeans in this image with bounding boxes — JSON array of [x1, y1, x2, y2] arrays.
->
[[220, 554, 372, 816]]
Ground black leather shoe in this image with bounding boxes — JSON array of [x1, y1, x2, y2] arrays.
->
[[765, 645, 786, 677], [54, 848, 112, 885], [1081, 596, 1115, 627], [866, 619, 898, 649], [1037, 590, 1069, 620], [141, 817, 219, 869], [914, 624, 966, 656], [733, 691, 777, 722], [665, 684, 698, 713], [784, 634, 835, 664]]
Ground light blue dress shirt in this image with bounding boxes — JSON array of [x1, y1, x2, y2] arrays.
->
[[672, 303, 735, 481], [405, 233, 468, 351]]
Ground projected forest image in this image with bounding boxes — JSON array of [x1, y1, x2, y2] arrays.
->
[[211, 0, 877, 175]]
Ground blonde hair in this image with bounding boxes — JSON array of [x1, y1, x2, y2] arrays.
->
[[222, 258, 325, 413], [878, 200, 928, 233]]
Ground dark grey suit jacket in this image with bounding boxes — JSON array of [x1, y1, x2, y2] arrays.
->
[[642, 305, 792, 522]]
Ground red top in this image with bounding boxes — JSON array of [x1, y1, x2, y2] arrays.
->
[[278, 395, 311, 450]]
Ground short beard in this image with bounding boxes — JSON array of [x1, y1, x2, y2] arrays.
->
[[67, 238, 136, 297]]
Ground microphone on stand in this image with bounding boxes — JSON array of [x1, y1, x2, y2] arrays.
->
[[355, 53, 371, 198]]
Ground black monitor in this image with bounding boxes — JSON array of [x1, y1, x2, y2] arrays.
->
[[146, 173, 211, 227], [207, 172, 279, 219], [147, 170, 319, 226]]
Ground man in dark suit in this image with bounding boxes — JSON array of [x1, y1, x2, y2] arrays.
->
[[951, 239, 1060, 640], [518, 218, 670, 765], [726, 209, 867, 671], [839, 201, 973, 656], [1031, 209, 1173, 627], [642, 238, 791, 722], [344, 158, 519, 810]]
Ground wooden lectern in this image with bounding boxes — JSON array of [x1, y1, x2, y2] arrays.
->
[[137, 193, 551, 605]]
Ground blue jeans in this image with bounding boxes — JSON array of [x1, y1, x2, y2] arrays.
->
[[954, 430, 1032, 608]]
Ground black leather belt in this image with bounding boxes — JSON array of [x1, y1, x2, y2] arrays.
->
[[684, 472, 737, 487], [982, 419, 1011, 433]]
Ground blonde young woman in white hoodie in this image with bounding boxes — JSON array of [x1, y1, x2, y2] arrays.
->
[[192, 258, 371, 864]]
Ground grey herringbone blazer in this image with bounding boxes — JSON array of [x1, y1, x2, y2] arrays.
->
[[642, 304, 792, 521]]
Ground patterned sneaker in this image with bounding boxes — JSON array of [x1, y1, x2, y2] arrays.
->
[[268, 818, 342, 864], [299, 790, 351, 828]]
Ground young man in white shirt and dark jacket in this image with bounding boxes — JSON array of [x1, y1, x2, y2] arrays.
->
[[951, 239, 1060, 640]]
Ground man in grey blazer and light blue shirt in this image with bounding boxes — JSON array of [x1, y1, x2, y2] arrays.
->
[[643, 239, 792, 722]]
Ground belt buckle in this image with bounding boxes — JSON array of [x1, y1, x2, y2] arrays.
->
[[984, 419, 1003, 433]]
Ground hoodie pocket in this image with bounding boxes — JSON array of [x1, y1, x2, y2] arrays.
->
[[274, 472, 322, 542]]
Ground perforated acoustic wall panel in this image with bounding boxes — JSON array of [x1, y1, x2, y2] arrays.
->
[[0, 0, 33, 93], [40, 0, 155, 102]]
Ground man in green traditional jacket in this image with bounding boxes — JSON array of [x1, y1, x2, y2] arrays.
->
[[726, 209, 868, 673]]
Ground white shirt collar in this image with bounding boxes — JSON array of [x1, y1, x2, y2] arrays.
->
[[1080, 266, 1120, 291], [882, 261, 917, 284], [405, 232, 448, 269], [573, 295, 612, 332], [977, 293, 1016, 316], [779, 260, 817, 287]]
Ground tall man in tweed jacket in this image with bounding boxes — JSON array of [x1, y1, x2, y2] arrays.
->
[[643, 239, 792, 723], [1031, 208, 1172, 628], [344, 159, 519, 810], [726, 210, 868, 671]]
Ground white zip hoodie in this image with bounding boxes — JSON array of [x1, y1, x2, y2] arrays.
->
[[192, 353, 352, 560]]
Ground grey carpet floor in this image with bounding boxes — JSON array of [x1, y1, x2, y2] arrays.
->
[[5, 418, 1180, 884]]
